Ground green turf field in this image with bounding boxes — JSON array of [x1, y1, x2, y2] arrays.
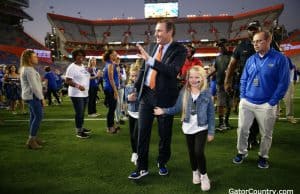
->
[[0, 85, 299, 194]]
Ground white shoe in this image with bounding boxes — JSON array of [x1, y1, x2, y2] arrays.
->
[[192, 170, 201, 184], [287, 116, 297, 124], [88, 113, 98, 118], [130, 153, 138, 165], [200, 173, 211, 191]]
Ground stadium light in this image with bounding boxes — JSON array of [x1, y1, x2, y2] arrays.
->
[[200, 39, 209, 42], [108, 41, 122, 45], [131, 41, 144, 44], [86, 55, 141, 59], [187, 15, 197, 17], [194, 53, 219, 57]]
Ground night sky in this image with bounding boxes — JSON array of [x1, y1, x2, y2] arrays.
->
[[23, 0, 300, 44]]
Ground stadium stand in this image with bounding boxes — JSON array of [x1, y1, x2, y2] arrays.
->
[[47, 4, 284, 58], [0, 0, 51, 65]]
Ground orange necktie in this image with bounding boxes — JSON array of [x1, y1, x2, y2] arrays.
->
[[149, 45, 164, 89]]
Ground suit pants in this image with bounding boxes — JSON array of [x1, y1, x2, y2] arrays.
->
[[137, 86, 174, 171]]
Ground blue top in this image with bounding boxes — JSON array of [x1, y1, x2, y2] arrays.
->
[[163, 88, 215, 135], [44, 71, 58, 90], [103, 62, 119, 92], [88, 67, 99, 88], [240, 48, 290, 106], [124, 84, 139, 112]]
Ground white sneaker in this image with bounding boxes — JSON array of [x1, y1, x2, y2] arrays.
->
[[200, 173, 211, 191], [88, 113, 98, 118], [192, 170, 201, 184], [130, 153, 138, 165], [287, 116, 297, 124]]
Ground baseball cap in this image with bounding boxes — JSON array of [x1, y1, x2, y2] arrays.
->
[[247, 20, 261, 31]]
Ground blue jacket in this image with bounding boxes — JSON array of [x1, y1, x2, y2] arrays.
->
[[240, 48, 290, 106], [163, 88, 215, 135], [124, 84, 139, 112]]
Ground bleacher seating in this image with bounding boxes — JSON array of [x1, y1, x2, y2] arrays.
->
[[0, 50, 20, 65], [0, 23, 45, 50]]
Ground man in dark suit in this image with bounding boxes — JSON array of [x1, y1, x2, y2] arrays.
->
[[128, 20, 187, 180]]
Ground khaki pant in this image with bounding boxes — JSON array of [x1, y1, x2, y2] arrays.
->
[[237, 99, 277, 158], [284, 83, 295, 117]]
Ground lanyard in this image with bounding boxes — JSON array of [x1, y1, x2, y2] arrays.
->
[[253, 55, 268, 75]]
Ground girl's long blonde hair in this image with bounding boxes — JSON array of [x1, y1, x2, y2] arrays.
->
[[181, 66, 208, 121], [127, 59, 142, 85]]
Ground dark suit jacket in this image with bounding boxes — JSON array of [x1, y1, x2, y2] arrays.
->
[[135, 41, 187, 107]]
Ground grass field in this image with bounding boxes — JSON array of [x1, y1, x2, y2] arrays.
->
[[0, 85, 300, 194]]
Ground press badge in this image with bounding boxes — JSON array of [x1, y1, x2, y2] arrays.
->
[[253, 76, 259, 87]]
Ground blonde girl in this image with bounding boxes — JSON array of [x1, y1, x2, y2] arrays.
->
[[154, 66, 215, 191], [124, 60, 141, 165]]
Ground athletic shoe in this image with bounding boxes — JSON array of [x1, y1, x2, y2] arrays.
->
[[76, 132, 90, 139], [200, 173, 211, 191], [257, 156, 269, 169], [233, 153, 248, 164], [128, 170, 149, 180], [88, 113, 98, 118], [157, 163, 168, 176], [224, 122, 231, 129], [106, 127, 117, 134], [287, 116, 297, 124], [192, 170, 201, 184], [216, 124, 226, 131], [82, 128, 91, 134]]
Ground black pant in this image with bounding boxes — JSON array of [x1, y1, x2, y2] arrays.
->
[[104, 90, 117, 128], [248, 118, 259, 144], [186, 130, 208, 174], [70, 97, 88, 132], [129, 115, 138, 153], [88, 86, 98, 114], [47, 88, 60, 105], [137, 87, 173, 171]]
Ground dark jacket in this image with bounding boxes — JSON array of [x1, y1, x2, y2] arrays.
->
[[135, 41, 187, 107]]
